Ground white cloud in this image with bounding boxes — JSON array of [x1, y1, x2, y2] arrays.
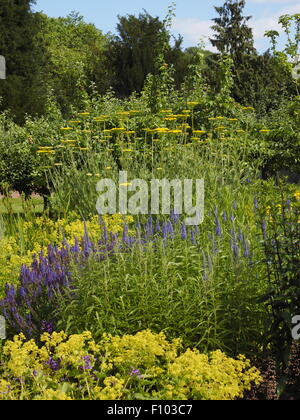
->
[[251, 3, 300, 44], [250, 0, 299, 3], [172, 3, 300, 51], [172, 18, 216, 50]]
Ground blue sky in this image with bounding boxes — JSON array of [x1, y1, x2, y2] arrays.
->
[[34, 0, 300, 52]]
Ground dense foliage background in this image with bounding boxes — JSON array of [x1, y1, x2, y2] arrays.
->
[[0, 0, 299, 401]]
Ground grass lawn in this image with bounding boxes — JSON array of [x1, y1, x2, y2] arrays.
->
[[0, 196, 44, 214]]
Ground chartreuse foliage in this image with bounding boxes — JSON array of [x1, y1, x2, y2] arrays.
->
[[0, 330, 262, 400]]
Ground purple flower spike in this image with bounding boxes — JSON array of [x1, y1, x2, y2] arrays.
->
[[181, 223, 187, 240]]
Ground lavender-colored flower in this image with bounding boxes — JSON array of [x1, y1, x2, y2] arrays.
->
[[81, 355, 93, 371], [167, 221, 174, 239], [181, 223, 187, 240], [243, 240, 251, 258], [156, 221, 161, 233], [215, 217, 222, 237], [262, 220, 267, 240], [238, 228, 243, 242], [122, 224, 129, 242], [233, 243, 239, 258], [47, 357, 61, 372], [191, 229, 196, 245], [130, 368, 142, 379], [170, 211, 180, 224]]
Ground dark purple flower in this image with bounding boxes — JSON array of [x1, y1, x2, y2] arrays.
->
[[47, 357, 61, 372], [41, 321, 55, 334]]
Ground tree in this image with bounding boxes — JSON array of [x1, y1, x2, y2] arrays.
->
[[0, 0, 47, 122], [209, 2, 296, 111], [210, 0, 256, 60], [210, 0, 257, 104], [39, 12, 109, 115], [107, 12, 166, 97], [107, 11, 186, 97]]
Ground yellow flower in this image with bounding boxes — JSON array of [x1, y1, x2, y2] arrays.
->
[[169, 130, 182, 134], [154, 128, 169, 132], [117, 111, 130, 117], [37, 150, 55, 154]]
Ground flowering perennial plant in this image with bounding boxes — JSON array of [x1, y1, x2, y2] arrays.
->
[[0, 330, 262, 400]]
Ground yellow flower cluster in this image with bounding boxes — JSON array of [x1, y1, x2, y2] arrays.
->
[[155, 350, 261, 400], [0, 238, 34, 292], [0, 330, 262, 401]]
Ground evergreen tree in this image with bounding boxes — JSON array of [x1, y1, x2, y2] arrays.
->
[[107, 11, 186, 97], [210, 0, 256, 60], [107, 12, 166, 96], [210, 0, 257, 104], [0, 0, 46, 122]]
